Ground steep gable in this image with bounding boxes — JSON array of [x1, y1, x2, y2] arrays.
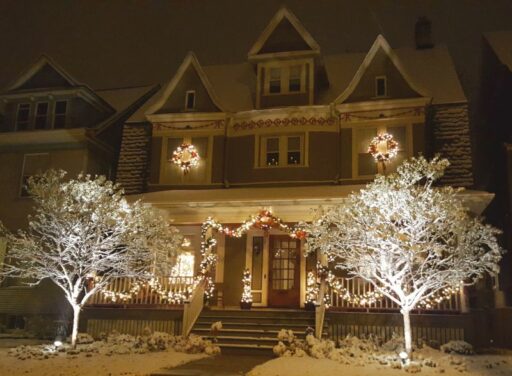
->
[[336, 35, 429, 103], [5, 56, 78, 92], [147, 52, 225, 115], [248, 7, 320, 57]]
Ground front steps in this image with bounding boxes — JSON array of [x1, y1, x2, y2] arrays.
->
[[191, 309, 326, 352]]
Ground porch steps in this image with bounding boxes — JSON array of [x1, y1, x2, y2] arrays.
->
[[190, 309, 327, 352]]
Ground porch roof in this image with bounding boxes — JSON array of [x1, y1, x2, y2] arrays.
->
[[130, 185, 494, 224]]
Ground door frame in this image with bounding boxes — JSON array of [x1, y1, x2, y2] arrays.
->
[[246, 228, 306, 308]]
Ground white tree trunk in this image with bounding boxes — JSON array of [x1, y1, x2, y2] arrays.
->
[[401, 309, 413, 358], [71, 304, 81, 348]]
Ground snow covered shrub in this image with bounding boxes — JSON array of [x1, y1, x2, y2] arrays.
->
[[174, 334, 220, 355], [440, 340, 474, 355], [380, 333, 407, 353], [74, 333, 94, 344], [306, 334, 336, 359]]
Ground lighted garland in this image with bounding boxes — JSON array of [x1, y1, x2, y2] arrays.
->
[[170, 143, 200, 174], [368, 133, 399, 163]]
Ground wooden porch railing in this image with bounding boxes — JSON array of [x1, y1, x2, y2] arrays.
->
[[87, 276, 195, 306], [328, 277, 461, 312], [182, 279, 205, 336]]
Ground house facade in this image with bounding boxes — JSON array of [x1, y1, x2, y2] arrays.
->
[[0, 55, 158, 329], [106, 8, 490, 312]]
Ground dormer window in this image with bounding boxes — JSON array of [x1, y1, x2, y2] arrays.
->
[[375, 76, 387, 97], [35, 102, 49, 130], [264, 64, 305, 95], [185, 90, 196, 110], [53, 101, 67, 129], [16, 103, 31, 131]]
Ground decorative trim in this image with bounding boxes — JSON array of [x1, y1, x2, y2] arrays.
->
[[335, 35, 430, 103], [339, 107, 425, 122], [233, 116, 335, 131], [153, 120, 225, 132]]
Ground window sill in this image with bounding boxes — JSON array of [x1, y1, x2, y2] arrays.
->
[[262, 91, 307, 97], [254, 164, 309, 169]]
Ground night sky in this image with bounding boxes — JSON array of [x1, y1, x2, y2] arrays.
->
[[1, 0, 512, 185]]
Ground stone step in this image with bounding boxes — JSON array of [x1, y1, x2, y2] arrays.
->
[[197, 315, 315, 326], [191, 327, 311, 339]]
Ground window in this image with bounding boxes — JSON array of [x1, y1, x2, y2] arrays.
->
[[269, 68, 281, 94], [35, 102, 49, 130], [289, 65, 302, 92], [20, 153, 50, 197], [259, 134, 305, 167], [53, 101, 67, 129], [185, 90, 195, 110], [375, 76, 387, 97], [16, 103, 31, 131], [264, 64, 305, 95], [171, 236, 195, 277], [353, 124, 409, 178]]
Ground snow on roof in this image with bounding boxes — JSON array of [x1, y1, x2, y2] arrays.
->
[[128, 43, 465, 122], [96, 85, 156, 114], [484, 31, 512, 71]]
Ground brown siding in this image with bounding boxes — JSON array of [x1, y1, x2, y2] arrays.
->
[[227, 131, 338, 184], [211, 135, 225, 184], [412, 122, 426, 156], [340, 128, 352, 179], [260, 93, 309, 108], [150, 137, 162, 185]]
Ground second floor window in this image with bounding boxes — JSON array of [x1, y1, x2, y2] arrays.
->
[[53, 101, 67, 129], [259, 134, 305, 167], [375, 76, 387, 97], [269, 68, 281, 94], [35, 102, 49, 130], [288, 65, 301, 92], [264, 64, 305, 95], [16, 103, 31, 131]]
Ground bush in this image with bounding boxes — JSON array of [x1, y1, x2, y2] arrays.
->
[[440, 340, 474, 355]]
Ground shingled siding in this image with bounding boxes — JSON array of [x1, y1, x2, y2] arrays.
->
[[430, 103, 474, 187], [115, 123, 152, 194]]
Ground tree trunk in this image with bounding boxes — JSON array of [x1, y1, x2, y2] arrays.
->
[[401, 309, 413, 359], [71, 304, 81, 348]]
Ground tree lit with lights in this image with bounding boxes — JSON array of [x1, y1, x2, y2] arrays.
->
[[306, 156, 503, 357]]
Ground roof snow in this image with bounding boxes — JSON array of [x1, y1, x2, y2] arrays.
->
[[484, 31, 512, 72]]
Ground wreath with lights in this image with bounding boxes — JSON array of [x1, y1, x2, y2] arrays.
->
[[368, 133, 399, 162], [170, 143, 200, 174]]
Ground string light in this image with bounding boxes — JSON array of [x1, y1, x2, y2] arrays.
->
[[170, 143, 200, 174], [241, 269, 253, 304]]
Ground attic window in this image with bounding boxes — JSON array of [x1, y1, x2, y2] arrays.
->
[[185, 90, 196, 110], [375, 76, 387, 97]]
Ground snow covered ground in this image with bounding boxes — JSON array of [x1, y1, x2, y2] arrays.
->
[[249, 346, 512, 376], [0, 347, 205, 376]]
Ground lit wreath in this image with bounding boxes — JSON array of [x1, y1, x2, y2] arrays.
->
[[368, 133, 399, 163], [170, 143, 200, 174]]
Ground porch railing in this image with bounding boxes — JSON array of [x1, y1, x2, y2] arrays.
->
[[87, 276, 195, 306], [328, 277, 461, 312], [182, 279, 205, 336]]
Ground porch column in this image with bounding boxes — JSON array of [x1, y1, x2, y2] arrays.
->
[[215, 232, 225, 307]]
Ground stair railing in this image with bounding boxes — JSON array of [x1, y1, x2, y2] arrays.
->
[[182, 278, 205, 336], [315, 276, 327, 338]]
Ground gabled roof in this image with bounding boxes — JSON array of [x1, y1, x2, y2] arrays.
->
[[248, 7, 320, 57], [145, 52, 226, 115], [335, 35, 430, 103], [4, 55, 81, 92], [484, 31, 512, 72]]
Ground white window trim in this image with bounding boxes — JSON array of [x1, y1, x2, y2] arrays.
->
[[262, 63, 307, 96], [15, 103, 31, 131], [52, 100, 68, 129], [184, 90, 196, 111], [19, 152, 50, 198], [375, 76, 388, 98], [351, 123, 412, 179], [255, 133, 309, 168]]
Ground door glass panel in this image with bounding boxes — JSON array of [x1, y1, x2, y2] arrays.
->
[[271, 240, 297, 290], [251, 236, 263, 291]]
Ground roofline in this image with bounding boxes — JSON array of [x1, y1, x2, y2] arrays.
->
[[247, 6, 320, 57], [145, 52, 227, 115], [334, 35, 431, 104]]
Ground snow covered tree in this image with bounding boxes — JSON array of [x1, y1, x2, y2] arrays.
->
[[0, 170, 181, 347], [306, 156, 503, 357]]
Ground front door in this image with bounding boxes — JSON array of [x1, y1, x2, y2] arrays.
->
[[268, 235, 300, 307]]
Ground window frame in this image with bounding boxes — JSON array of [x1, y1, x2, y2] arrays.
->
[[351, 123, 412, 180], [375, 76, 388, 98], [257, 133, 307, 168], [263, 63, 306, 96], [53, 100, 68, 129], [184, 90, 196, 111], [15, 103, 31, 131], [34, 102, 49, 130]]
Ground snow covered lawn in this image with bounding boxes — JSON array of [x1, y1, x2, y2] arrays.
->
[[248, 349, 512, 376], [0, 347, 206, 376]]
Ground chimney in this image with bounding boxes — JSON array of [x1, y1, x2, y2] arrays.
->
[[415, 16, 434, 49]]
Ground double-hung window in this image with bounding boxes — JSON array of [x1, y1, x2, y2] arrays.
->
[[53, 101, 67, 129], [35, 102, 49, 130], [259, 134, 305, 167], [264, 64, 305, 95], [16, 103, 31, 131]]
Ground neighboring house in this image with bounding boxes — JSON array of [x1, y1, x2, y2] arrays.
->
[[106, 8, 489, 315], [0, 55, 158, 330], [481, 31, 512, 307]]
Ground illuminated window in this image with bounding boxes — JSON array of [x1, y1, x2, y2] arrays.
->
[[259, 134, 305, 167], [171, 252, 195, 277]]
